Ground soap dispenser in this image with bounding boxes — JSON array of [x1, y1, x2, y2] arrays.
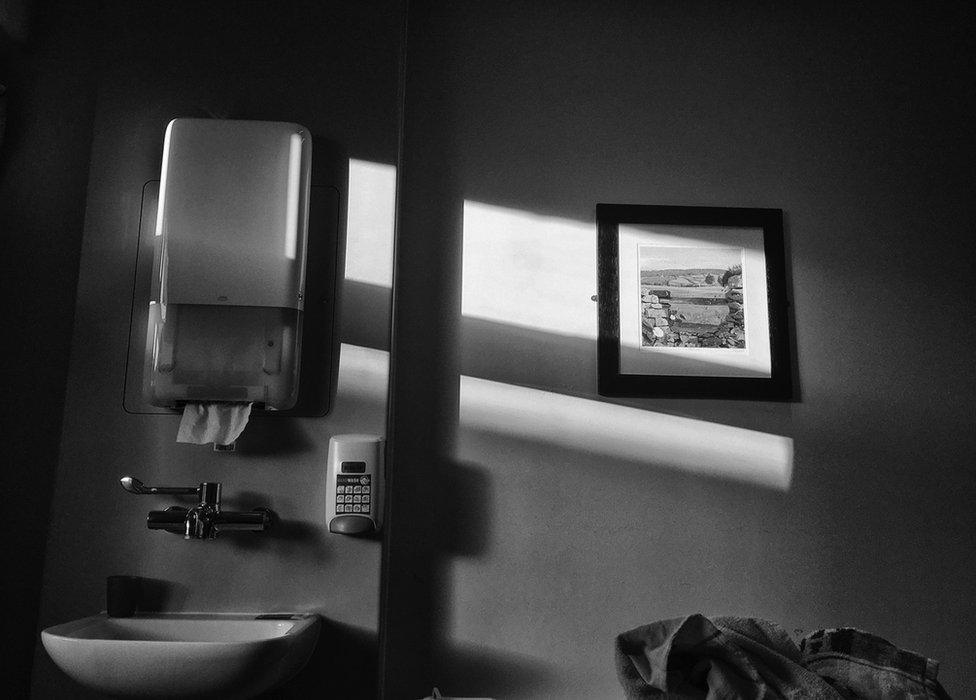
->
[[326, 435, 384, 535]]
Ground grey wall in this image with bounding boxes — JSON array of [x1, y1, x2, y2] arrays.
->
[[0, 1, 97, 695], [382, 2, 976, 698], [31, 2, 402, 698]]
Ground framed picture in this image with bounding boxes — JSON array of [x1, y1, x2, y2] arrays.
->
[[597, 204, 793, 400]]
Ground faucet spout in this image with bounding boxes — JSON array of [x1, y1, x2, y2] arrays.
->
[[183, 482, 221, 540]]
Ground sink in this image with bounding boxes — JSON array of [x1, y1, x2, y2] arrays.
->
[[41, 612, 320, 699]]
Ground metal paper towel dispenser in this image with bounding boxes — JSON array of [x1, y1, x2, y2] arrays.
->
[[142, 118, 312, 410]]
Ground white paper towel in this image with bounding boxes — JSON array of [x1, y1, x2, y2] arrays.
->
[[177, 403, 252, 445]]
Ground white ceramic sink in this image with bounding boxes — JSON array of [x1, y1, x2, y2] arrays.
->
[[42, 612, 321, 699]]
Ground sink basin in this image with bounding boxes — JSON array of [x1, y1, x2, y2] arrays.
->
[[41, 612, 320, 699]]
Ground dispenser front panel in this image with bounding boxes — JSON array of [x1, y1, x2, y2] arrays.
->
[[157, 118, 311, 310]]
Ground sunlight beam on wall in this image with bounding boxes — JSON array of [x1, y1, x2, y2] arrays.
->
[[459, 375, 793, 490], [462, 200, 597, 339], [346, 159, 396, 289]]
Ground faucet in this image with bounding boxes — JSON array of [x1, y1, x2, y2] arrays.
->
[[120, 476, 274, 540]]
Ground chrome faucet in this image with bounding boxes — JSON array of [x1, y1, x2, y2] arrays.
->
[[120, 476, 274, 540]]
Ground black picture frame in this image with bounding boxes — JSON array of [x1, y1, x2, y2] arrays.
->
[[597, 204, 793, 400]]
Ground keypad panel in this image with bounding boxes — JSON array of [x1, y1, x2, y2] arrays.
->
[[335, 474, 372, 514]]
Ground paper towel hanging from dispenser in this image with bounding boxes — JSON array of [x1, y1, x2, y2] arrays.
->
[[142, 118, 312, 411]]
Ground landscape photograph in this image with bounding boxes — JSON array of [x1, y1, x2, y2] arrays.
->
[[638, 245, 745, 349]]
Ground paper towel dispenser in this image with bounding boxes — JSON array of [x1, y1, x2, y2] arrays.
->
[[142, 118, 312, 410]]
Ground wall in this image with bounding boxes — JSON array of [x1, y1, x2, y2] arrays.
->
[[0, 1, 98, 695], [31, 2, 401, 698], [382, 2, 976, 698]]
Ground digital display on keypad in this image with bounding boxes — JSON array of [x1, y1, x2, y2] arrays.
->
[[341, 461, 367, 474]]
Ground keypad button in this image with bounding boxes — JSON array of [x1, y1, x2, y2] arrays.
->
[[336, 505, 345, 513], [362, 486, 370, 494], [337, 485, 345, 493], [353, 486, 362, 494]]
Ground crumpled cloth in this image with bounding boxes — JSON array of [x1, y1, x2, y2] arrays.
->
[[800, 627, 951, 699], [615, 614, 951, 699]]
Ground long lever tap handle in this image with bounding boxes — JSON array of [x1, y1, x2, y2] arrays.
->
[[120, 476, 200, 496]]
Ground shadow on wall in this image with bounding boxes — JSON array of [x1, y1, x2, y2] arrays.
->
[[384, 460, 560, 697], [434, 641, 558, 697], [343, 279, 393, 351], [273, 618, 379, 700], [409, 410, 793, 696]]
